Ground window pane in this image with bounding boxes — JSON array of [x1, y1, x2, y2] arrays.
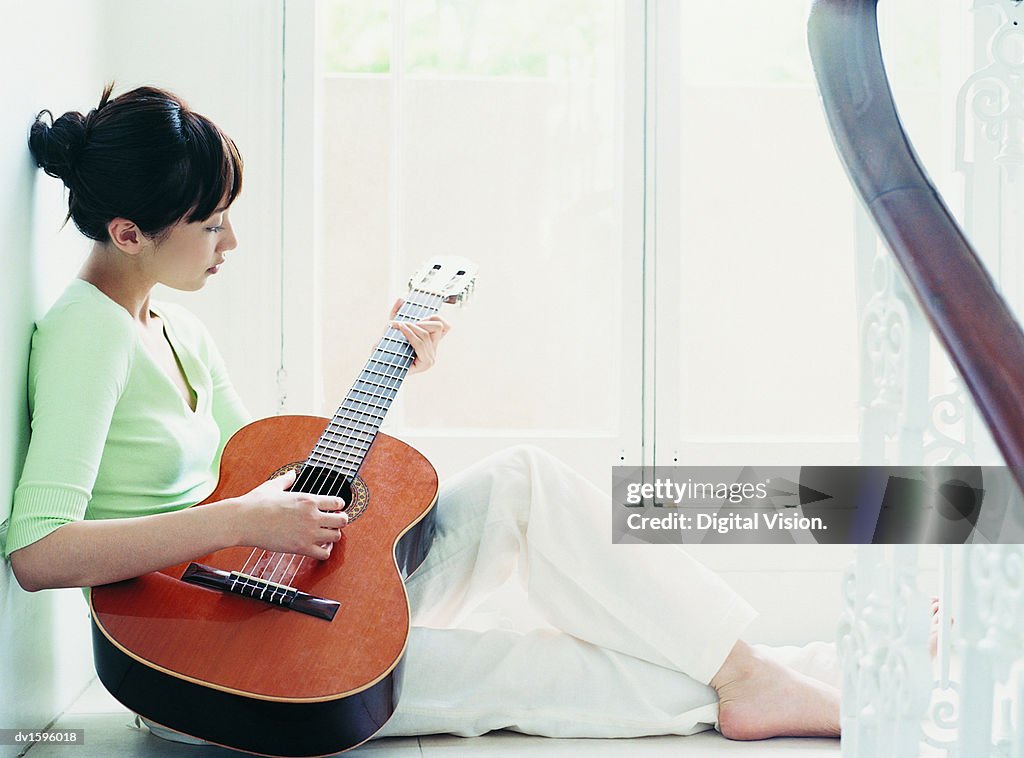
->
[[320, 1, 628, 441], [673, 2, 860, 444], [322, 0, 390, 74], [680, 4, 813, 86], [405, 0, 615, 78]]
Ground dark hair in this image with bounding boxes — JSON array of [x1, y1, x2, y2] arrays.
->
[[28, 83, 243, 242]]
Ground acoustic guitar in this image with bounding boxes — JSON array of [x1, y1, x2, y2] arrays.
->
[[90, 257, 478, 757]]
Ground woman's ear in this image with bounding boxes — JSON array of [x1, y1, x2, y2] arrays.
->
[[106, 218, 150, 255]]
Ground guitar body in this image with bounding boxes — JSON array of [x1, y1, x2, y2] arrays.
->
[[90, 415, 439, 757]]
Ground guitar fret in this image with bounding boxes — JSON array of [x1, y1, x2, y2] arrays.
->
[[399, 297, 440, 312], [328, 415, 378, 431], [331, 417, 379, 432], [366, 363, 406, 378], [352, 382, 398, 402], [346, 391, 394, 412], [352, 381, 399, 399], [373, 346, 414, 359], [366, 356, 406, 373], [306, 448, 358, 469], [368, 356, 410, 373], [319, 425, 372, 445], [308, 289, 448, 478], [307, 448, 361, 468], [316, 442, 370, 462], [336, 403, 385, 420], [376, 347, 413, 360], [324, 428, 374, 445], [342, 395, 390, 415], [308, 447, 362, 468], [352, 376, 399, 393], [313, 434, 369, 458], [361, 367, 406, 383], [327, 421, 377, 443], [335, 410, 385, 429], [327, 420, 378, 441]]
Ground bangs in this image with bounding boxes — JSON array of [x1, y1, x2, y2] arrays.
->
[[179, 113, 243, 224], [35, 83, 247, 243]]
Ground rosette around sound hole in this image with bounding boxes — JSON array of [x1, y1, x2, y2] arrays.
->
[[269, 462, 370, 522]]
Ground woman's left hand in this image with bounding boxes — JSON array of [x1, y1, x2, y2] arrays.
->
[[388, 298, 451, 374]]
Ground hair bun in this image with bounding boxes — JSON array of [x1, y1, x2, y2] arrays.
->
[[28, 109, 88, 186], [26, 83, 242, 243]]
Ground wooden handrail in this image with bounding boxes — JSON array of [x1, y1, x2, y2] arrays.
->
[[808, 0, 1024, 490]]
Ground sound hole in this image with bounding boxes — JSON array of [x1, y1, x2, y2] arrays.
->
[[293, 465, 350, 501], [269, 463, 370, 522]]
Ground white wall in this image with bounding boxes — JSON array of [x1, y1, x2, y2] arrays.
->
[[0, 0, 288, 747], [0, 0, 106, 749], [97, 0, 287, 418], [0, 4, 874, 745]]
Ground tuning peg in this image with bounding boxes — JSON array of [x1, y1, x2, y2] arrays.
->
[[454, 277, 475, 307]]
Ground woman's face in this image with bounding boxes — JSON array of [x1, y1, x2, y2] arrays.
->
[[149, 206, 238, 291]]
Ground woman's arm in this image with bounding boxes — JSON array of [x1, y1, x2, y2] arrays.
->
[[10, 470, 347, 592]]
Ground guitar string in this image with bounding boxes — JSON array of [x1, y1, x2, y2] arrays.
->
[[235, 300, 420, 603], [266, 295, 430, 596], [230, 295, 428, 599], [272, 294, 431, 590], [252, 304, 417, 600], [245, 293, 436, 600]]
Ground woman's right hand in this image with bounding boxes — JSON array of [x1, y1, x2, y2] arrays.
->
[[231, 469, 348, 560]]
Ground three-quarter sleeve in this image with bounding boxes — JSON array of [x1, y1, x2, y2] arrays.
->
[[4, 302, 135, 557]]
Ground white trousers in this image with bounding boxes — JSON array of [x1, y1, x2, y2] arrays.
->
[[376, 445, 758, 739], [149, 446, 843, 746]]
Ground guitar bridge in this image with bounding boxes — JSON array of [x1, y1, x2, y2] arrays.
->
[[181, 562, 340, 621]]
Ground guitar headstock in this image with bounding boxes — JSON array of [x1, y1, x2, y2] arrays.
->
[[408, 256, 478, 306]]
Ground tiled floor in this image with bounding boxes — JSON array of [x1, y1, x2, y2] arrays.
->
[[20, 678, 841, 758]]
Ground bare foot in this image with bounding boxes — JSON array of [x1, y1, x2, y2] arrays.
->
[[710, 640, 841, 740]]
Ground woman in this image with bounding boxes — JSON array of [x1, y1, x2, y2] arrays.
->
[[7, 84, 841, 746]]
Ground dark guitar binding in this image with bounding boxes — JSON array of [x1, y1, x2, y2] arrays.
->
[[91, 497, 436, 757], [89, 257, 476, 756]]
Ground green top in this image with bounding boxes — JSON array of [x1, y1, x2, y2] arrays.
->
[[3, 278, 251, 558]]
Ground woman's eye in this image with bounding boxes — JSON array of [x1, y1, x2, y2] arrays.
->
[[207, 226, 223, 233]]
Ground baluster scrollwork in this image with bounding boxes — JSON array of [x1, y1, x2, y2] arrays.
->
[[841, 547, 932, 757], [858, 245, 929, 466], [957, 1, 1024, 174], [923, 379, 977, 468]]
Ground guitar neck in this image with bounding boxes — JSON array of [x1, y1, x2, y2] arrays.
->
[[301, 291, 443, 481]]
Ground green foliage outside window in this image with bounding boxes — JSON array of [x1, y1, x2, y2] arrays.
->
[[322, 0, 612, 78]]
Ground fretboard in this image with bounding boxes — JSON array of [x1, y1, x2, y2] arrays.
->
[[302, 291, 442, 480]]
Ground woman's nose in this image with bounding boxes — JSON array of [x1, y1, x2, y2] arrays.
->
[[220, 220, 238, 252]]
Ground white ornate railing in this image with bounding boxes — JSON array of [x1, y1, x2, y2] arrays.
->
[[839, 546, 932, 757], [843, 4, 1024, 752], [841, 546, 1024, 757]]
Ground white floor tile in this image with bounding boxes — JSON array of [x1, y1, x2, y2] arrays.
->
[[417, 731, 840, 756], [61, 678, 123, 715], [25, 678, 841, 757]]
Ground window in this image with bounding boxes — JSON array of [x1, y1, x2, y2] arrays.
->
[[317, 0, 636, 483], [304, 0, 974, 480]]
